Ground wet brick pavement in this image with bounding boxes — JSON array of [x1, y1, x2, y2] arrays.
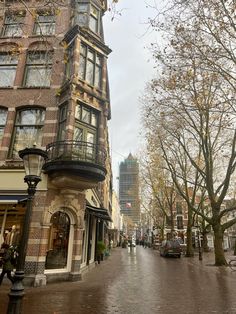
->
[[0, 247, 236, 314]]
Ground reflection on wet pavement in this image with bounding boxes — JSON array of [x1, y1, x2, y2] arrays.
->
[[1, 247, 236, 313]]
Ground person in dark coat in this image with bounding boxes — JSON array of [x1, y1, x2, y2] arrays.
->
[[0, 243, 14, 285]]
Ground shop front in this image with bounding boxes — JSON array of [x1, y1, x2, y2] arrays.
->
[[0, 195, 27, 248]]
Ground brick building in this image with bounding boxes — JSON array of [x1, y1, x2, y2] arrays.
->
[[0, 0, 112, 286]]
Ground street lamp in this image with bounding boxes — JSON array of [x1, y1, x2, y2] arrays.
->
[[7, 147, 48, 314]]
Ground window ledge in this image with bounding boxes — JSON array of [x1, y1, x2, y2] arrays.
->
[[0, 87, 14, 89], [18, 86, 51, 89], [78, 79, 102, 92], [30, 34, 55, 38], [0, 35, 22, 39]]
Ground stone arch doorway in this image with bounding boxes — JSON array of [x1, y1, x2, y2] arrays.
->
[[45, 211, 71, 270]]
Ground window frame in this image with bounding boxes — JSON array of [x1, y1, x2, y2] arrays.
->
[[74, 103, 99, 146], [177, 216, 184, 230], [0, 52, 18, 87], [0, 108, 8, 143], [89, 4, 100, 34], [78, 43, 103, 89], [33, 12, 56, 36], [58, 103, 67, 141], [24, 50, 53, 87], [10, 107, 45, 158], [64, 44, 74, 81], [2, 12, 25, 37], [76, 2, 101, 35]]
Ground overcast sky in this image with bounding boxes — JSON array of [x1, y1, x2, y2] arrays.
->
[[103, 1, 161, 189]]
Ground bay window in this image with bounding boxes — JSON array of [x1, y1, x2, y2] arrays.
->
[[76, 2, 101, 35], [89, 4, 100, 34], [58, 104, 67, 141], [74, 103, 98, 160], [79, 43, 102, 89]]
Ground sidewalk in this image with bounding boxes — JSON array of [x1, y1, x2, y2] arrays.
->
[[0, 247, 236, 314], [182, 249, 236, 279], [0, 248, 125, 314]]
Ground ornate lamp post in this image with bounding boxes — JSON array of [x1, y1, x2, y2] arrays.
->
[[7, 147, 48, 314]]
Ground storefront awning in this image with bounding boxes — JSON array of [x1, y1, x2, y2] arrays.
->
[[0, 195, 28, 204], [86, 204, 112, 222]]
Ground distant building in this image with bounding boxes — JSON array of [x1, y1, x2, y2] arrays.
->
[[118, 154, 140, 225]]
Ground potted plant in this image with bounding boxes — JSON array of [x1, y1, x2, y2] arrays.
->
[[96, 241, 106, 264]]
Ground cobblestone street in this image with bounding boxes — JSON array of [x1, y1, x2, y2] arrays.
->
[[1, 247, 236, 314]]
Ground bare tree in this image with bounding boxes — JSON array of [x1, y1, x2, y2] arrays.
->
[[141, 0, 236, 266]]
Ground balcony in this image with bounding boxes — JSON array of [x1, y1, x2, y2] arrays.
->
[[43, 140, 107, 189]]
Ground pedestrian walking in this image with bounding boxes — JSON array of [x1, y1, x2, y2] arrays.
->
[[0, 243, 14, 285]]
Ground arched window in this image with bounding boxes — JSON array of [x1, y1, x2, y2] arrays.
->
[[10, 107, 45, 158], [46, 211, 70, 270]]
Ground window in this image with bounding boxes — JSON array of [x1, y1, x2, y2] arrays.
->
[[34, 13, 55, 36], [58, 104, 67, 141], [24, 51, 52, 87], [89, 4, 100, 34], [78, 43, 102, 89], [64, 45, 74, 80], [75, 103, 98, 128], [46, 211, 70, 270], [75, 3, 100, 34], [11, 108, 45, 158], [0, 108, 7, 142], [0, 53, 18, 87], [77, 3, 88, 26], [177, 216, 183, 229], [2, 12, 24, 37], [176, 202, 183, 214], [74, 103, 99, 159]]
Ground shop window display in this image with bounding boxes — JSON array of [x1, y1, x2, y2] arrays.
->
[[45, 211, 70, 270]]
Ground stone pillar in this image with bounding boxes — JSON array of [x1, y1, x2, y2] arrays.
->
[[24, 191, 48, 287], [69, 227, 84, 281]]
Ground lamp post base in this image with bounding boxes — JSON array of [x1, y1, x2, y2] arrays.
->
[[7, 270, 25, 314]]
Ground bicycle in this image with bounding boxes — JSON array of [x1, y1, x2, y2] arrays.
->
[[228, 256, 236, 271]]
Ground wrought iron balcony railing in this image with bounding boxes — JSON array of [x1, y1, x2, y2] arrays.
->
[[45, 140, 107, 167]]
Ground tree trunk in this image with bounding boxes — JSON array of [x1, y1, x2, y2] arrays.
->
[[213, 224, 227, 266], [234, 239, 236, 256], [185, 206, 194, 257], [170, 208, 175, 238], [185, 225, 194, 257], [202, 232, 210, 252]]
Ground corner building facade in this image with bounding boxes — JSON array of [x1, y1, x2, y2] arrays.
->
[[0, 0, 112, 286]]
